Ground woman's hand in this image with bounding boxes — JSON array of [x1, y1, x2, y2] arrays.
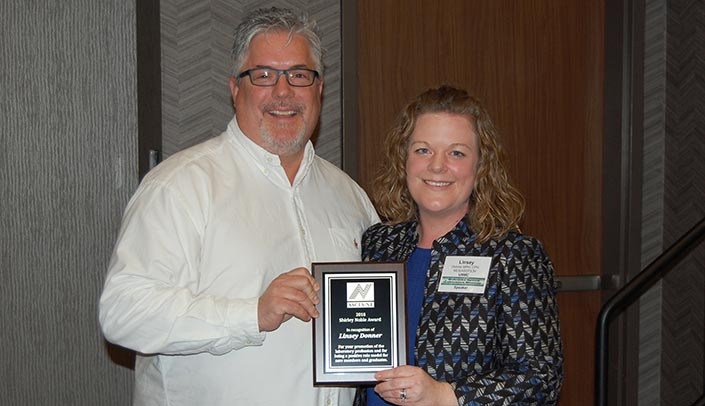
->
[[374, 365, 457, 405]]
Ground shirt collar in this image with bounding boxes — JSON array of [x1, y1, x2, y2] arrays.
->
[[226, 115, 315, 184]]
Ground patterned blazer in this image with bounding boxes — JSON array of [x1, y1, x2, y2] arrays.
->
[[360, 219, 563, 405]]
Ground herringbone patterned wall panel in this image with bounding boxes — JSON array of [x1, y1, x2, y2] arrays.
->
[[640, 0, 705, 404], [662, 0, 705, 403], [639, 1, 667, 403], [160, 0, 343, 167]]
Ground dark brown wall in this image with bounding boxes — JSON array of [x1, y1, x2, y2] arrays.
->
[[356, 2, 604, 404]]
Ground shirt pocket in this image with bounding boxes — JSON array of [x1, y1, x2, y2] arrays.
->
[[328, 227, 362, 260]]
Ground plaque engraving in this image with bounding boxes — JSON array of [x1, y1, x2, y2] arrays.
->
[[312, 262, 407, 385]]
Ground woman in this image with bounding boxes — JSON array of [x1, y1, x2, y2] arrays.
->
[[360, 86, 563, 405]]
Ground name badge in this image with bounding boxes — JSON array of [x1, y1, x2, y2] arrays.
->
[[437, 256, 492, 294]]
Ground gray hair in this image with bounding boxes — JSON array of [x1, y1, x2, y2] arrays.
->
[[231, 7, 323, 77]]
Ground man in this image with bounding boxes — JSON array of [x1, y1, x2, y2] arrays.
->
[[99, 7, 378, 405]]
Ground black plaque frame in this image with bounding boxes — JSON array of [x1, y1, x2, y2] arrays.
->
[[312, 261, 407, 385]]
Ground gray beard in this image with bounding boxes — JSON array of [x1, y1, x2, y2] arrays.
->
[[259, 122, 308, 157]]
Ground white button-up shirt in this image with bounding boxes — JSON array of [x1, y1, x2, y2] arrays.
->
[[99, 117, 379, 405]]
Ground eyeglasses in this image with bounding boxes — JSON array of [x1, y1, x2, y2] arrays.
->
[[237, 67, 320, 87]]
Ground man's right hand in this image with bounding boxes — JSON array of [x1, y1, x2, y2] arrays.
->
[[257, 267, 320, 332]]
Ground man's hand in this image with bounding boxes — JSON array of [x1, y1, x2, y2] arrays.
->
[[258, 267, 320, 332]]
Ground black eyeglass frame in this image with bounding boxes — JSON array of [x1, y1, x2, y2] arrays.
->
[[236, 67, 320, 87]]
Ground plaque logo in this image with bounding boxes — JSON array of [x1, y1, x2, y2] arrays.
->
[[347, 282, 374, 308]]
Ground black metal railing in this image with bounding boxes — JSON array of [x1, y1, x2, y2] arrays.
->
[[595, 216, 705, 406]]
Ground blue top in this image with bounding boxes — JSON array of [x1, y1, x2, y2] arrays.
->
[[366, 247, 431, 405]]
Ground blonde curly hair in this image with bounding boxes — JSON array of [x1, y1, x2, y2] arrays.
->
[[372, 85, 525, 243]]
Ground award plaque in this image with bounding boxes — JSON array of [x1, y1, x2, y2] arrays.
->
[[312, 261, 407, 385]]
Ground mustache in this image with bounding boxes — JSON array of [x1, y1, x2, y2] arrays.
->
[[263, 102, 304, 113]]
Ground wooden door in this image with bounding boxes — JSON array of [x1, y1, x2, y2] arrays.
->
[[355, 1, 603, 404]]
